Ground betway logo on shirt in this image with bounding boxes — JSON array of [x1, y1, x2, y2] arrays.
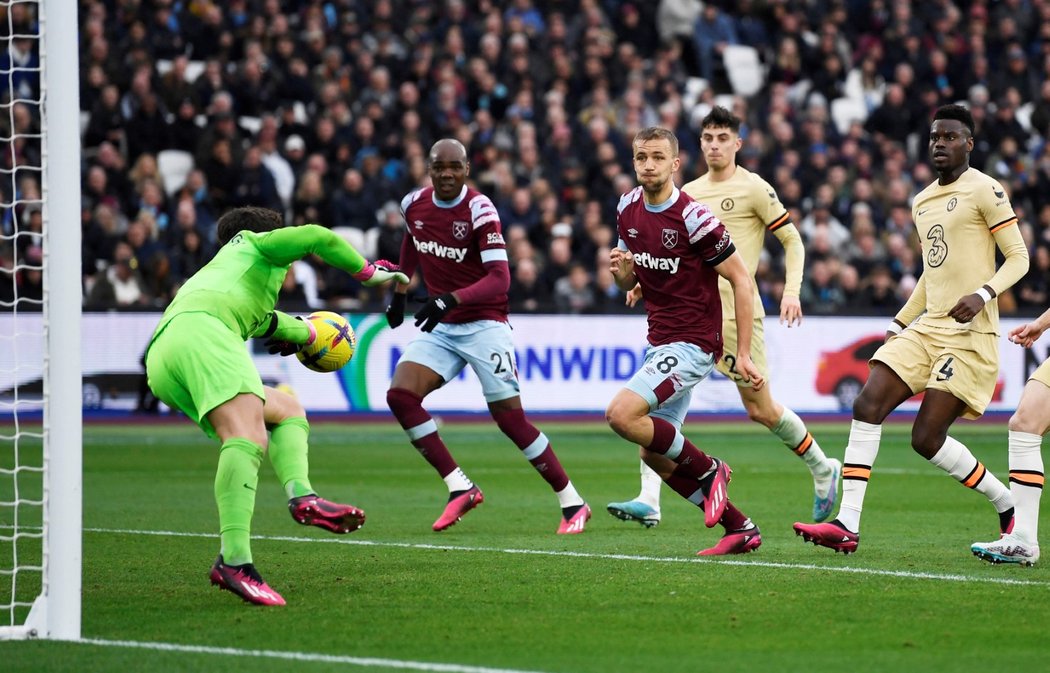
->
[[413, 237, 468, 262], [633, 251, 680, 274]]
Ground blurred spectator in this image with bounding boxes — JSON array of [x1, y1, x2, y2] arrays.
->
[[508, 257, 550, 314], [86, 241, 149, 308], [800, 255, 845, 315], [553, 261, 598, 314]]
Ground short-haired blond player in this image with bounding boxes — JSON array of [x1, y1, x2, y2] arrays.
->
[[607, 106, 841, 528]]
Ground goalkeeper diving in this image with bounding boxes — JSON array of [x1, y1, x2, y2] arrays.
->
[[145, 206, 407, 606]]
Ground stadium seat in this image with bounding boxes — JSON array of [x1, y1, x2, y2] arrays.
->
[[722, 45, 765, 97], [331, 227, 379, 260], [830, 97, 868, 135], [157, 149, 195, 197], [238, 116, 262, 135]]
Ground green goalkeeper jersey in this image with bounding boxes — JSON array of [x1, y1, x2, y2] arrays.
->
[[151, 224, 367, 343]]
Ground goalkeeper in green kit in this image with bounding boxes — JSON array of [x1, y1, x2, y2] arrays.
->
[[145, 206, 408, 606]]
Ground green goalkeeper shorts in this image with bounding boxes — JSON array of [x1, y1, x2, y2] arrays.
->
[[145, 312, 265, 439]]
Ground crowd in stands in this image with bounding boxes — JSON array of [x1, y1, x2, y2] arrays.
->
[[6, 0, 1050, 316]]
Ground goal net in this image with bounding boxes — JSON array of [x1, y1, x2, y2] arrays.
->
[[0, 0, 81, 640]]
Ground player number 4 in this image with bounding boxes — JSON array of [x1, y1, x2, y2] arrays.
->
[[937, 357, 955, 381]]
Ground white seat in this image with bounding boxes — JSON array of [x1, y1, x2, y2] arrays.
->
[[331, 227, 380, 260], [157, 149, 195, 197], [1016, 101, 1034, 132], [722, 45, 765, 98], [830, 96, 869, 135], [238, 115, 261, 135]]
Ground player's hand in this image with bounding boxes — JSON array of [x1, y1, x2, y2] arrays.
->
[[1009, 321, 1047, 348], [780, 295, 802, 327], [625, 283, 643, 307], [948, 293, 986, 323], [265, 316, 316, 356], [386, 292, 406, 329], [414, 293, 458, 332], [735, 353, 765, 391], [354, 260, 410, 287], [609, 248, 635, 281]]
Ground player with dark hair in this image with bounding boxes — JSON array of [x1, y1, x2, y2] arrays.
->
[[971, 306, 1050, 566], [384, 139, 591, 534], [608, 106, 841, 528], [607, 126, 763, 555], [795, 104, 1030, 554], [146, 206, 408, 605]]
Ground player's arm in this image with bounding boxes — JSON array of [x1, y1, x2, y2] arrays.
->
[[888, 273, 926, 340], [948, 200, 1029, 323], [772, 222, 804, 326], [385, 233, 419, 328], [610, 241, 637, 291], [252, 310, 317, 354], [257, 224, 408, 286], [1009, 305, 1050, 348], [713, 251, 764, 390]]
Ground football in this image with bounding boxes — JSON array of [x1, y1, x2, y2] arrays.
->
[[295, 311, 356, 373]]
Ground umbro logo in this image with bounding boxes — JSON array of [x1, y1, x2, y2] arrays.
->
[[414, 220, 424, 228], [994, 188, 1005, 198], [627, 228, 638, 237]]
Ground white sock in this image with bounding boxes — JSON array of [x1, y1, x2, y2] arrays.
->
[[1008, 430, 1044, 543], [930, 436, 1013, 513], [772, 408, 831, 475], [443, 467, 473, 493], [637, 460, 663, 510], [555, 481, 585, 509], [837, 420, 882, 533]]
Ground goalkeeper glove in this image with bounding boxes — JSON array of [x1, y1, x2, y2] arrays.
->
[[414, 293, 458, 333], [265, 316, 317, 356], [353, 259, 410, 287], [386, 292, 407, 329]]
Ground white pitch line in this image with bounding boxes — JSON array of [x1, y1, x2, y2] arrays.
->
[[86, 526, 1050, 588], [76, 638, 552, 673]]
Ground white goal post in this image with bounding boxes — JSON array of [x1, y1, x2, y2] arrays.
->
[[0, 0, 81, 641]]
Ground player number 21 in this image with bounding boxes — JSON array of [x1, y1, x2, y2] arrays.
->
[[491, 350, 513, 374]]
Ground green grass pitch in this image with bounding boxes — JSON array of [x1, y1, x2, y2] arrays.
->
[[2, 420, 1048, 672]]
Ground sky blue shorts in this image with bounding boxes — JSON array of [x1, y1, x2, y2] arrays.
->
[[398, 320, 521, 402], [624, 341, 716, 429]]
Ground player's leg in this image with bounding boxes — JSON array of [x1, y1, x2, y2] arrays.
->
[[737, 383, 840, 521], [263, 386, 365, 534], [607, 455, 664, 527], [388, 329, 481, 530], [917, 341, 1015, 541], [147, 315, 284, 605], [488, 396, 590, 533], [912, 389, 1015, 538], [794, 359, 915, 553], [459, 322, 588, 533], [973, 372, 1048, 565], [607, 342, 742, 530]]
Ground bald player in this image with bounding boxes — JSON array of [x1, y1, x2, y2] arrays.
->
[[384, 138, 591, 535], [607, 106, 841, 528], [795, 104, 1030, 555]]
